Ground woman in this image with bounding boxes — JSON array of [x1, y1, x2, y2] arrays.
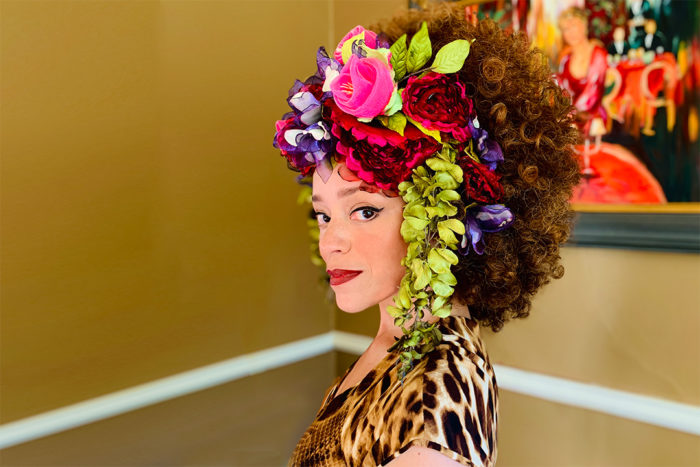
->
[[274, 5, 580, 466], [557, 7, 608, 149]]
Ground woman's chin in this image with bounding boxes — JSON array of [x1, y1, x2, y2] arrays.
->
[[333, 295, 370, 314]]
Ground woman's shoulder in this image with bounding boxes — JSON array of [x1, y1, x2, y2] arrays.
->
[[433, 315, 494, 370], [353, 316, 498, 465], [421, 316, 498, 434]]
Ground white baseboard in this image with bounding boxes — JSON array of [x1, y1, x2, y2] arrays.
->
[[0, 330, 697, 450]]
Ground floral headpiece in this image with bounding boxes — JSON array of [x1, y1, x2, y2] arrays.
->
[[274, 23, 514, 382]]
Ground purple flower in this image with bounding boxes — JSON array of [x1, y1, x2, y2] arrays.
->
[[273, 116, 333, 180], [273, 73, 337, 180], [316, 47, 342, 99], [458, 204, 514, 255], [467, 119, 504, 171], [460, 215, 485, 255], [288, 81, 322, 125]]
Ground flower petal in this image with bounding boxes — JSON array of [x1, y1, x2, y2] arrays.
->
[[475, 204, 514, 232]]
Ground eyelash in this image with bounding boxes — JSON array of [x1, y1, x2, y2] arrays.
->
[[313, 206, 383, 224]]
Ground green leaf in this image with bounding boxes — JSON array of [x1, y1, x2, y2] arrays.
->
[[425, 205, 444, 219], [438, 223, 458, 244], [437, 271, 457, 286], [383, 89, 403, 117], [401, 186, 420, 203], [406, 216, 429, 230], [432, 306, 451, 318], [412, 259, 432, 290], [425, 157, 454, 172], [398, 284, 412, 308], [439, 218, 466, 235], [431, 39, 472, 74], [387, 305, 404, 318], [436, 247, 459, 265], [407, 332, 421, 346], [431, 295, 448, 313], [400, 221, 419, 242], [449, 163, 464, 183], [406, 21, 432, 73], [430, 279, 454, 297], [436, 146, 455, 162], [432, 295, 447, 311], [390, 34, 408, 81], [405, 114, 442, 143], [386, 111, 407, 135], [414, 166, 429, 178], [464, 140, 481, 163], [398, 181, 413, 193], [427, 248, 451, 274], [433, 171, 459, 189], [436, 190, 460, 202], [404, 203, 426, 219], [438, 201, 458, 217], [407, 241, 422, 261]]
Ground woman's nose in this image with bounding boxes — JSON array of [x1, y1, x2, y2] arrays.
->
[[319, 219, 351, 258]]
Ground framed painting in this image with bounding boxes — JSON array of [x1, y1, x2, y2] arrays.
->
[[410, 0, 700, 252]]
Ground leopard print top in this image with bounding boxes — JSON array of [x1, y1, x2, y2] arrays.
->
[[289, 315, 498, 466]]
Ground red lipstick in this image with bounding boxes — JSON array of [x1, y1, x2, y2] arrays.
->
[[327, 269, 362, 286]]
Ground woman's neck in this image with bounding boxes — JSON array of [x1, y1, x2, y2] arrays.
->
[[571, 39, 592, 56], [374, 295, 471, 347]]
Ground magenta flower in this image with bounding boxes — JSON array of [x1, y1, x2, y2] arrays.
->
[[327, 100, 441, 191], [402, 72, 473, 142], [329, 55, 395, 120], [334, 25, 378, 64]]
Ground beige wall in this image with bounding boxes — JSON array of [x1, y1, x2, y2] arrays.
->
[[336, 246, 700, 465], [336, 246, 700, 406], [2, 0, 699, 465], [0, 0, 338, 424]]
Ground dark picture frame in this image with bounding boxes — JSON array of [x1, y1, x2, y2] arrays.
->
[[570, 205, 700, 253]]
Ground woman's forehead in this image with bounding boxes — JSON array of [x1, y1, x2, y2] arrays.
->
[[312, 178, 382, 202]]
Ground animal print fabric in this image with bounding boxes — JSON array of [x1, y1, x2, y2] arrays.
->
[[289, 315, 498, 466]]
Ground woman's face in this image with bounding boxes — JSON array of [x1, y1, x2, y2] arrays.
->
[[560, 16, 587, 47], [312, 163, 406, 313]]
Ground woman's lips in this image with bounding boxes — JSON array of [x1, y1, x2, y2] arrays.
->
[[327, 269, 362, 286]]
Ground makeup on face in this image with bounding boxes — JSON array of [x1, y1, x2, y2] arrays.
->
[[327, 269, 362, 286], [312, 163, 407, 314]]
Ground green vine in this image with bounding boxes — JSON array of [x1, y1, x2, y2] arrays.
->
[[388, 145, 465, 383], [295, 20, 474, 383], [298, 148, 466, 384]]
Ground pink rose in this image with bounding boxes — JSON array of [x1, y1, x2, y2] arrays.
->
[[329, 55, 394, 120], [334, 26, 377, 64]]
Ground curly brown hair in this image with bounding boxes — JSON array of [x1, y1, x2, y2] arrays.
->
[[371, 5, 582, 331]]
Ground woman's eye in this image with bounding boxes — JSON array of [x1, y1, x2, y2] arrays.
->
[[314, 212, 330, 224], [351, 206, 382, 221]]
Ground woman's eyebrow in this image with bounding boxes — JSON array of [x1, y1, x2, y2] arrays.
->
[[311, 186, 361, 203]]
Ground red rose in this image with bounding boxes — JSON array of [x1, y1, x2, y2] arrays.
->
[[327, 101, 441, 191], [459, 155, 504, 203], [402, 72, 474, 142]]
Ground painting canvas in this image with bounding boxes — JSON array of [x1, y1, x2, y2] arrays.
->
[[410, 0, 700, 209]]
